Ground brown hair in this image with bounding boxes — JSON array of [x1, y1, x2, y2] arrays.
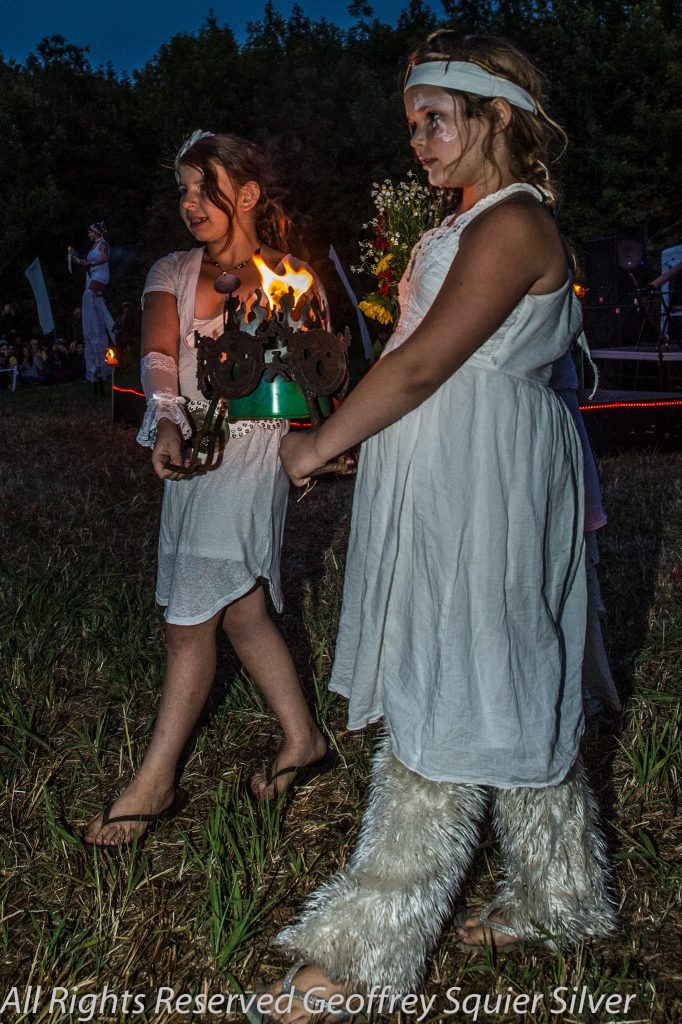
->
[[407, 31, 566, 210], [175, 132, 290, 250]]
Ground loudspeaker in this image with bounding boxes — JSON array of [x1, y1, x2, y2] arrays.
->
[[582, 227, 649, 347]]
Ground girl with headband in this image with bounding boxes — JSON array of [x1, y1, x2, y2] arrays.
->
[[259, 32, 617, 1021], [84, 132, 336, 848]]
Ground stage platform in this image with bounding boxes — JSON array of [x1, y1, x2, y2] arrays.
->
[[579, 389, 682, 454], [585, 345, 682, 391], [589, 348, 682, 361]]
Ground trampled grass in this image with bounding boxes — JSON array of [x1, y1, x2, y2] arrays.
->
[[0, 381, 680, 1023]]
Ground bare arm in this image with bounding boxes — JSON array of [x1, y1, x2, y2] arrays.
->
[[141, 290, 181, 361], [281, 199, 567, 483], [140, 291, 186, 480]]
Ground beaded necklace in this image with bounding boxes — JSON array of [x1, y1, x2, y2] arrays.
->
[[204, 246, 261, 274]]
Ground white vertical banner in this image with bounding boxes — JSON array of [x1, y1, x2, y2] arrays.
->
[[328, 244, 373, 361], [24, 258, 55, 335]]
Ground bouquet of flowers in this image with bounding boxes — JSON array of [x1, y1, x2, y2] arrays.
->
[[353, 172, 445, 326]]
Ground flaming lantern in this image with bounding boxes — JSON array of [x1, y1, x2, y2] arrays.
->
[[168, 259, 350, 475]]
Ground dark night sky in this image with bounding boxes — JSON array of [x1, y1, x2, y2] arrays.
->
[[3, 1, 447, 74]]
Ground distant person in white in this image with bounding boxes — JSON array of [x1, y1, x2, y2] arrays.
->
[[74, 221, 111, 394]]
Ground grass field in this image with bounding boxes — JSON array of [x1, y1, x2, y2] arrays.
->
[[1, 381, 680, 1024]]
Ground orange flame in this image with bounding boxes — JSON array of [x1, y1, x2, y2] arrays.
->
[[253, 255, 314, 311], [573, 282, 588, 299], [105, 347, 118, 366]]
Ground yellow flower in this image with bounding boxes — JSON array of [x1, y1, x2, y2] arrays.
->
[[375, 253, 394, 274], [359, 300, 393, 325]]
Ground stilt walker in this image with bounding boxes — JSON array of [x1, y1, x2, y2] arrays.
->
[[73, 222, 112, 396]]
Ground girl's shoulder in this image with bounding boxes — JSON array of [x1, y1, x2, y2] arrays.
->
[[144, 249, 202, 290], [460, 191, 562, 257], [154, 248, 202, 267], [460, 193, 566, 292], [465, 189, 558, 243]]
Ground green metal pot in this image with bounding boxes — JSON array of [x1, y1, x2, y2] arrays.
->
[[227, 375, 331, 420]]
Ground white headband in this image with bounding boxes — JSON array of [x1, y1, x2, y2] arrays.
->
[[404, 61, 537, 114]]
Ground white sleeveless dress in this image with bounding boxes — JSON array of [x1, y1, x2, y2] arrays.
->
[[85, 240, 110, 285], [143, 248, 289, 625], [329, 183, 587, 788]]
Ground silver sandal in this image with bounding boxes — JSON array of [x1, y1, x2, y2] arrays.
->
[[455, 903, 523, 952], [246, 962, 351, 1023], [478, 905, 520, 938]]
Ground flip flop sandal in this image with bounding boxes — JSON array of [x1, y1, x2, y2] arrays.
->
[[252, 747, 340, 803], [246, 961, 351, 1024], [454, 903, 524, 952], [83, 786, 189, 850]]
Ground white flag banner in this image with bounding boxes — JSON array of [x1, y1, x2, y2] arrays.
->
[[24, 258, 55, 335], [328, 245, 373, 361]]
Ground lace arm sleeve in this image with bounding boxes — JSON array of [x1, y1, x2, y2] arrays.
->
[[136, 351, 193, 448]]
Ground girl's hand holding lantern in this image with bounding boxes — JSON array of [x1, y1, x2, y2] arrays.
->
[[152, 419, 185, 481]]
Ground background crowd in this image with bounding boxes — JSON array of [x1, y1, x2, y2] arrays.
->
[[0, 300, 134, 390]]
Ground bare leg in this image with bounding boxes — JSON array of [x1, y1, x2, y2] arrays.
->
[[223, 583, 326, 799], [84, 608, 223, 845], [84, 583, 327, 842]]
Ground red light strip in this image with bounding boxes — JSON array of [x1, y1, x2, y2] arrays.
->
[[113, 385, 145, 397], [579, 400, 682, 411], [112, 387, 680, 416]]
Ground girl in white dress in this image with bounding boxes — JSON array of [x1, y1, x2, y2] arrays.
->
[[261, 32, 617, 1022], [84, 132, 335, 847]]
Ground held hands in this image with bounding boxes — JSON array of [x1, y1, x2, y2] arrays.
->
[[152, 419, 185, 480], [279, 430, 357, 486], [279, 430, 324, 486]]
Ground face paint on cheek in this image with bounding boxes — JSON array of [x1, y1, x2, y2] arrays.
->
[[435, 123, 459, 143]]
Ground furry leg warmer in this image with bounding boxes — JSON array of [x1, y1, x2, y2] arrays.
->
[[490, 757, 618, 948], [275, 734, 488, 993]]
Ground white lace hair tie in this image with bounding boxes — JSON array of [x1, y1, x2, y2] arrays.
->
[[174, 130, 215, 179]]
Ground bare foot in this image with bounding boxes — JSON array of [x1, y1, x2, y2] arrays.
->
[[83, 778, 177, 847], [455, 909, 521, 950], [249, 730, 329, 801], [259, 964, 349, 1024]]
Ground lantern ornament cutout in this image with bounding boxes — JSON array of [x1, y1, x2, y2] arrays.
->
[[166, 260, 351, 476]]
